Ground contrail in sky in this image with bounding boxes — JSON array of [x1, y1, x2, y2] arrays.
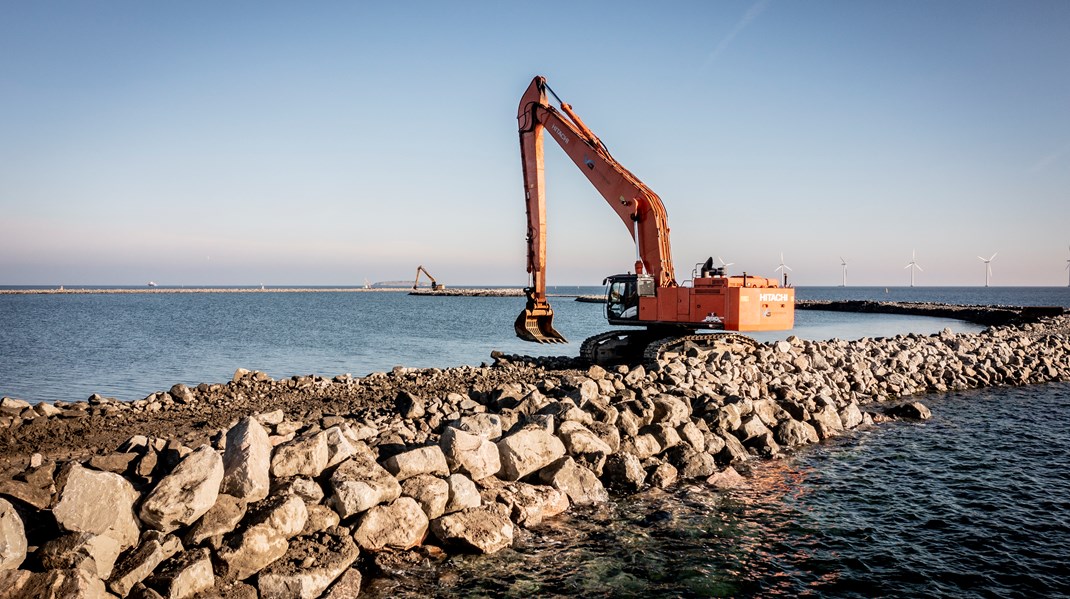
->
[[703, 0, 772, 68], [1029, 140, 1070, 173]]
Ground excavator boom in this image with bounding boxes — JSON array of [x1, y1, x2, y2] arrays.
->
[[516, 76, 677, 343]]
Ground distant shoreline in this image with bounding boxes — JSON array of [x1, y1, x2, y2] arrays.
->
[[0, 286, 591, 296], [0, 287, 416, 295]]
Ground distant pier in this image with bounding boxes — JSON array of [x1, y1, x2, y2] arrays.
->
[[0, 287, 413, 295]]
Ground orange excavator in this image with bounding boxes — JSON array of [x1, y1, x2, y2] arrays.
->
[[514, 75, 795, 363]]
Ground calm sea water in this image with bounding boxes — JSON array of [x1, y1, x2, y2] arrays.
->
[[2, 285, 1069, 596], [5, 285, 1064, 403]]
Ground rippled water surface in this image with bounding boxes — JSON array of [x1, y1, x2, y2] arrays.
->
[[365, 383, 1070, 598], [5, 285, 1053, 402]]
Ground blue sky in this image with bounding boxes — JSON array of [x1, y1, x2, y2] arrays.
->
[[2, 1, 1068, 286]]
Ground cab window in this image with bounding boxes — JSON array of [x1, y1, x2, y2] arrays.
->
[[606, 280, 638, 320]]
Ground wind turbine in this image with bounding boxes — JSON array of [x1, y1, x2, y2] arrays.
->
[[717, 256, 734, 269], [905, 250, 923, 287], [775, 253, 792, 286], [839, 257, 848, 287], [1065, 245, 1070, 287], [978, 253, 997, 287]]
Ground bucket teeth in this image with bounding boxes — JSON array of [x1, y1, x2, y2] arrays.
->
[[515, 311, 567, 343]]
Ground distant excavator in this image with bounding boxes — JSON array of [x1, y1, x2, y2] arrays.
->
[[514, 75, 795, 364], [413, 265, 444, 291]]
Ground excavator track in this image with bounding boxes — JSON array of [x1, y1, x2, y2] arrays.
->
[[642, 333, 758, 365], [581, 330, 649, 365], [580, 330, 758, 366]]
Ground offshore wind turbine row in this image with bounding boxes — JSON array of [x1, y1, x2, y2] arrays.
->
[[748, 247, 1070, 287]]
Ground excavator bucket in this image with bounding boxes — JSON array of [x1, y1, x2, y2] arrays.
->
[[514, 296, 566, 343]]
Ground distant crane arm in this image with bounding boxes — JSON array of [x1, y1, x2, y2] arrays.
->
[[413, 265, 441, 291]]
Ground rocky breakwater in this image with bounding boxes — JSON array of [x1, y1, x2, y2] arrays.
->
[[1, 311, 1069, 597], [409, 289, 524, 297]]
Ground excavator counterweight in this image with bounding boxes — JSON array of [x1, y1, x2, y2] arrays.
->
[[513, 75, 794, 364]]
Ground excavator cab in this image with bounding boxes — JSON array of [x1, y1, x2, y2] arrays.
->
[[605, 275, 640, 322], [514, 288, 567, 343]]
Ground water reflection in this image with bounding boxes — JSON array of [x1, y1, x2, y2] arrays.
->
[[362, 457, 848, 598]]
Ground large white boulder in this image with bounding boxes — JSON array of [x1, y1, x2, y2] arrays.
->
[[140, 445, 224, 533], [221, 416, 272, 502], [327, 453, 402, 519], [556, 421, 613, 456], [323, 425, 358, 468], [492, 482, 569, 527], [352, 497, 429, 551], [271, 431, 329, 479], [496, 428, 566, 481], [401, 475, 450, 520], [53, 463, 140, 550], [443, 474, 481, 514], [0, 498, 26, 571], [216, 494, 308, 581], [144, 548, 216, 599], [440, 427, 501, 481], [381, 446, 449, 481]]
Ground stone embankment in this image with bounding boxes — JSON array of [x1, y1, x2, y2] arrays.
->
[[797, 299, 1065, 327], [1, 308, 1068, 597], [408, 289, 594, 298]]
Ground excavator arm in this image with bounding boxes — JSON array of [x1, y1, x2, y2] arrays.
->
[[515, 76, 677, 343]]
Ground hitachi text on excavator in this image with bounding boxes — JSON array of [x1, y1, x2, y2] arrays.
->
[[513, 75, 795, 364]]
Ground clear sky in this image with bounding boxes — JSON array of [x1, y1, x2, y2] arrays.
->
[[2, 1, 1068, 287]]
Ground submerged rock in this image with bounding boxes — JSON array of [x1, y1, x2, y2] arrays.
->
[[430, 504, 514, 554], [885, 401, 933, 420]]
